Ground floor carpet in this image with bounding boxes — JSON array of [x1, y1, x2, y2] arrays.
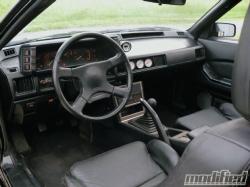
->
[[24, 127, 103, 187]]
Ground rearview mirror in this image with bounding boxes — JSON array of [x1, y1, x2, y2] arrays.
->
[[212, 23, 236, 37], [143, 0, 186, 5]]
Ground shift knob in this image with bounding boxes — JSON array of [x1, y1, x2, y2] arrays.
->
[[147, 98, 157, 109]]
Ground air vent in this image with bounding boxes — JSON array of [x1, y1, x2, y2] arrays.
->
[[121, 32, 164, 39], [177, 32, 185, 36], [14, 77, 35, 94], [195, 48, 205, 58], [111, 36, 120, 43], [3, 48, 16, 57]]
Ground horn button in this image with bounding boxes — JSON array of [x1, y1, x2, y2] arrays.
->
[[84, 66, 105, 88]]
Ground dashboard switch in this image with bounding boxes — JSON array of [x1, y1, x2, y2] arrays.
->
[[23, 64, 31, 71]]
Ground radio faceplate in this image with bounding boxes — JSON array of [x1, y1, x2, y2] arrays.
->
[[115, 81, 144, 122]]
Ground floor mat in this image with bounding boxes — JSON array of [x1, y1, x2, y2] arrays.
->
[[24, 127, 103, 187]]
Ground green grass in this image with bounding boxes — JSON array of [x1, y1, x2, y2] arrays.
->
[[0, 0, 249, 32]]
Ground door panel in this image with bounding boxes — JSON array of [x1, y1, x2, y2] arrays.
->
[[199, 38, 238, 92]]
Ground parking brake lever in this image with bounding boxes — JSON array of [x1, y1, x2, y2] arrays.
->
[[140, 98, 170, 145]]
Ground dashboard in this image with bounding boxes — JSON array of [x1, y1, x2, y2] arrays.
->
[[0, 27, 206, 122]]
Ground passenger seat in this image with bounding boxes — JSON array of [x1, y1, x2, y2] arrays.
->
[[176, 103, 241, 130]]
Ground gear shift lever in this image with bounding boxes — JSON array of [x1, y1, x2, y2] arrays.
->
[[129, 98, 170, 144], [147, 98, 157, 108], [140, 98, 170, 144]]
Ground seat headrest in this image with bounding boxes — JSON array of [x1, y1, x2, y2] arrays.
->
[[232, 3, 250, 120]]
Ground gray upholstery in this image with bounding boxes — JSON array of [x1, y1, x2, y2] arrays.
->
[[176, 106, 228, 130], [147, 140, 179, 174], [220, 102, 241, 119], [158, 119, 250, 186], [65, 141, 179, 187], [232, 4, 250, 120], [176, 103, 241, 130]]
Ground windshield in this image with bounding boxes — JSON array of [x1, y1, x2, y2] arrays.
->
[[0, 0, 16, 22], [20, 0, 219, 33]]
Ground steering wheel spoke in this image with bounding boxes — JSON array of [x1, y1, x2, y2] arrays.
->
[[72, 96, 87, 114], [105, 52, 124, 70], [58, 67, 73, 77], [104, 83, 129, 98], [113, 86, 130, 98]]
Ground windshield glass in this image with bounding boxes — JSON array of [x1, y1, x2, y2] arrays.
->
[[0, 0, 16, 22], [21, 0, 219, 33]]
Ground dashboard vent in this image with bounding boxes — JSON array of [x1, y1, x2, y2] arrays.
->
[[177, 32, 185, 36], [3, 48, 16, 57], [111, 36, 120, 43], [195, 48, 205, 58], [14, 77, 35, 94], [121, 32, 164, 39]]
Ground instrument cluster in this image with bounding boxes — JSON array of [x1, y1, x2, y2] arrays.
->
[[21, 42, 114, 73], [36, 47, 97, 71]]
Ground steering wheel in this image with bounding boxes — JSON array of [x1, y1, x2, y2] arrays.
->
[[53, 32, 132, 121]]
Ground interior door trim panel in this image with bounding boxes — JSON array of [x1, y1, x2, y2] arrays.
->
[[202, 63, 232, 87]]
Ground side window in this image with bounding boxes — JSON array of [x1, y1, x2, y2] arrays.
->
[[216, 0, 249, 40]]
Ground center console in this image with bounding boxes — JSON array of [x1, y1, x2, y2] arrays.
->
[[116, 81, 191, 153]]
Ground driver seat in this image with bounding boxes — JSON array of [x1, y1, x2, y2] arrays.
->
[[65, 4, 250, 187], [65, 140, 179, 187]]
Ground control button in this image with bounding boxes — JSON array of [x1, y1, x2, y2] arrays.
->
[[23, 64, 30, 71], [136, 60, 144, 69], [129, 61, 135, 70], [24, 49, 30, 56], [24, 57, 30, 63], [26, 102, 36, 110], [145, 58, 153, 68]]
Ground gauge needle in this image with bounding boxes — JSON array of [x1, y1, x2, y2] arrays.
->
[[48, 60, 54, 67], [76, 56, 82, 61]]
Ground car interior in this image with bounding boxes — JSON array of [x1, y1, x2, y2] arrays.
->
[[0, 0, 249, 186]]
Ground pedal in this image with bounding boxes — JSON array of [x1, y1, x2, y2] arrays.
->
[[37, 123, 47, 133], [10, 127, 30, 154]]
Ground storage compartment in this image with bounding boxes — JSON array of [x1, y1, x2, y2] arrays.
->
[[166, 127, 191, 155], [166, 128, 184, 137], [166, 128, 190, 143]]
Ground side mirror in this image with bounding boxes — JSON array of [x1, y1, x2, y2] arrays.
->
[[143, 0, 186, 5], [212, 23, 236, 37]]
